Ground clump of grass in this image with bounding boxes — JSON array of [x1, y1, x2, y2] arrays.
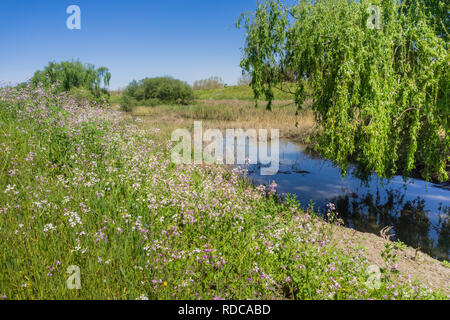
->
[[0, 84, 447, 300]]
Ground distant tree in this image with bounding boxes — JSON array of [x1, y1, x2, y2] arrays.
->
[[237, 73, 252, 86], [193, 76, 224, 90], [31, 60, 111, 103], [121, 77, 193, 111]]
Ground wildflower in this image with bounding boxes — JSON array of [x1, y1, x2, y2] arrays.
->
[[43, 223, 57, 233], [268, 181, 278, 193], [4, 184, 16, 194], [326, 203, 336, 212]]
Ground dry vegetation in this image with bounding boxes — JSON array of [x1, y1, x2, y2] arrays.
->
[[129, 99, 316, 143]]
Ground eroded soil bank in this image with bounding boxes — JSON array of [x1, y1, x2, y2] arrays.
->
[[331, 225, 449, 295]]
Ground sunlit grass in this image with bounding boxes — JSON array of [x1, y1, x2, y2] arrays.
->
[[130, 99, 316, 144], [193, 84, 297, 101]]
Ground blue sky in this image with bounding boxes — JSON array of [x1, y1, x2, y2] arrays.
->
[[0, 0, 260, 89]]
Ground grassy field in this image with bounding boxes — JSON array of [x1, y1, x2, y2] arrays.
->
[[193, 84, 296, 101], [130, 99, 316, 144], [112, 84, 316, 144], [0, 85, 448, 300]]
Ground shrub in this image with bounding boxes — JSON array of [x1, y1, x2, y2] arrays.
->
[[121, 77, 193, 111]]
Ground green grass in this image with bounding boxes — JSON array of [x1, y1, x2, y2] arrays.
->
[[0, 85, 447, 300], [110, 83, 298, 106], [108, 94, 122, 105], [193, 84, 296, 101]]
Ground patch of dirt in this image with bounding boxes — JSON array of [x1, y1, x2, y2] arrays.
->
[[331, 224, 450, 295]]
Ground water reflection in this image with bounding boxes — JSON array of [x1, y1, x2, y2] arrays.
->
[[241, 140, 450, 260], [332, 190, 449, 260]]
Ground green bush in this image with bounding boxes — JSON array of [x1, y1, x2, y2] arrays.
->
[[121, 77, 193, 111]]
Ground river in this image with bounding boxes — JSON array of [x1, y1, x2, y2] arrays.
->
[[232, 139, 449, 260]]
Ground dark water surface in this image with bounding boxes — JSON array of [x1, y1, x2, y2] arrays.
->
[[235, 139, 449, 260]]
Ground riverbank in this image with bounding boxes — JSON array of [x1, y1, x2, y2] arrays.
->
[[121, 103, 450, 296], [332, 224, 449, 294], [0, 85, 448, 299]]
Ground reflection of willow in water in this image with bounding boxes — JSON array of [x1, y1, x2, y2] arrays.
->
[[332, 189, 449, 261]]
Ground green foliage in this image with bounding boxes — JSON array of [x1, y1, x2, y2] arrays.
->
[[237, 0, 449, 182], [406, 0, 449, 41], [69, 87, 104, 106], [31, 60, 111, 104], [121, 77, 194, 111], [381, 241, 407, 274], [236, 0, 290, 111]]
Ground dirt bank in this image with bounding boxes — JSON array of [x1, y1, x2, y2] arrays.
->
[[330, 224, 449, 295]]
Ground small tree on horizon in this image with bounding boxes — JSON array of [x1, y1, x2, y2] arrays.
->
[[193, 76, 224, 90]]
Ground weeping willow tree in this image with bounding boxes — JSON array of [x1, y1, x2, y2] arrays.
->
[[32, 61, 112, 102], [237, 0, 449, 182]]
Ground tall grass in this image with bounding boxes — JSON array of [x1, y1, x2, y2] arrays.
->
[[0, 84, 446, 300], [131, 100, 316, 144]]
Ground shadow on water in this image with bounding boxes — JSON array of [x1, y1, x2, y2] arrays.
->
[[235, 139, 449, 260]]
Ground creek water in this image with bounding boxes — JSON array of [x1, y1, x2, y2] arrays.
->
[[230, 139, 449, 260]]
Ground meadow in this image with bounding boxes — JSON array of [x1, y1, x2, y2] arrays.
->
[[193, 83, 296, 101], [0, 84, 448, 300], [118, 83, 316, 144]]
